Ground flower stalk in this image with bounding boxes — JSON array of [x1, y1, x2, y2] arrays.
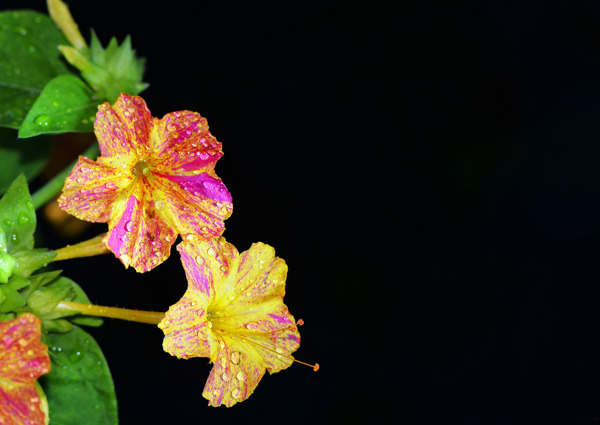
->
[[52, 233, 110, 261], [58, 301, 165, 325]]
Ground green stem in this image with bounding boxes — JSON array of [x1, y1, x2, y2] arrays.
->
[[31, 143, 100, 210]]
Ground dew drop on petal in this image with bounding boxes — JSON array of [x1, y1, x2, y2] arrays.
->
[[236, 371, 246, 381], [220, 357, 227, 368], [221, 372, 230, 381], [230, 352, 240, 365], [207, 247, 216, 256], [231, 388, 241, 398], [125, 221, 134, 232]]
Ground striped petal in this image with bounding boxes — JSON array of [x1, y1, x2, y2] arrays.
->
[[0, 313, 50, 425], [177, 238, 238, 303], [95, 93, 154, 158], [58, 155, 130, 223], [158, 291, 218, 360], [153, 172, 232, 240], [202, 336, 264, 407], [104, 192, 176, 272], [149, 111, 222, 174]]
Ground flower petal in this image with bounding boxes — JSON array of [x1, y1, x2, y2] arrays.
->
[[59, 156, 129, 223], [159, 291, 218, 360], [149, 111, 222, 174], [153, 172, 232, 239], [202, 337, 265, 407], [104, 192, 176, 272], [95, 93, 154, 158], [0, 314, 50, 425], [210, 242, 301, 373]]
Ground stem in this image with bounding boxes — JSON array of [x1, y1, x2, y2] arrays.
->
[[52, 233, 110, 261], [58, 301, 165, 325], [31, 143, 100, 210]]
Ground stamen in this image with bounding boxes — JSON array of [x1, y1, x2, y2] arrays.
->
[[236, 335, 319, 371]]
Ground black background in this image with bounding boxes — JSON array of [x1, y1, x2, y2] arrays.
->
[[5, 0, 600, 424]]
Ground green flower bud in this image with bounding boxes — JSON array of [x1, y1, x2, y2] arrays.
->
[[0, 252, 16, 284]]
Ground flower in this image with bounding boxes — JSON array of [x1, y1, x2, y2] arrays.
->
[[58, 94, 233, 272], [158, 238, 302, 407], [0, 313, 50, 425]]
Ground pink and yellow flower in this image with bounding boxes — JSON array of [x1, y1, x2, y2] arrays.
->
[[158, 238, 303, 407], [58, 94, 233, 272], [0, 313, 50, 425]]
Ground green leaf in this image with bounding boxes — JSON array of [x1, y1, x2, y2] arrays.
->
[[43, 318, 73, 333], [20, 269, 61, 300], [0, 11, 72, 129], [0, 284, 25, 312], [41, 276, 103, 326], [0, 127, 53, 193], [41, 326, 119, 425], [6, 273, 29, 290], [19, 75, 102, 138], [0, 174, 35, 252], [27, 284, 72, 318], [12, 248, 56, 277]]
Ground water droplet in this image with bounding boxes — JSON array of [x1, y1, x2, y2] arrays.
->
[[194, 255, 203, 266], [230, 352, 241, 365], [228, 295, 235, 301], [221, 372, 230, 381], [165, 235, 173, 242], [207, 321, 213, 329], [125, 221, 134, 232], [25, 201, 33, 210], [220, 357, 227, 368], [155, 200, 165, 211], [51, 101, 59, 107], [231, 388, 241, 398], [219, 340, 225, 349], [236, 371, 246, 381], [207, 247, 216, 256], [212, 389, 219, 397], [34, 115, 51, 126], [18, 212, 29, 225]]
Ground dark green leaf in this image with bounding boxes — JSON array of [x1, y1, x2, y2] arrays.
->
[[0, 175, 35, 252], [0, 11, 71, 129], [12, 248, 56, 277], [41, 326, 119, 425], [0, 127, 53, 193], [19, 75, 102, 138]]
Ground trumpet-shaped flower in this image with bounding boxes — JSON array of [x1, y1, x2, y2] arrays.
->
[[0, 313, 50, 425], [58, 94, 232, 272], [159, 238, 302, 407]]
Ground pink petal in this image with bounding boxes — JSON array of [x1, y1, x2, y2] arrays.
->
[[59, 156, 131, 223], [158, 291, 218, 360], [104, 192, 176, 272], [149, 110, 223, 174], [94, 93, 154, 158], [153, 172, 232, 239]]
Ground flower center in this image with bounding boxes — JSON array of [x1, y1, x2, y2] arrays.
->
[[133, 160, 151, 176]]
